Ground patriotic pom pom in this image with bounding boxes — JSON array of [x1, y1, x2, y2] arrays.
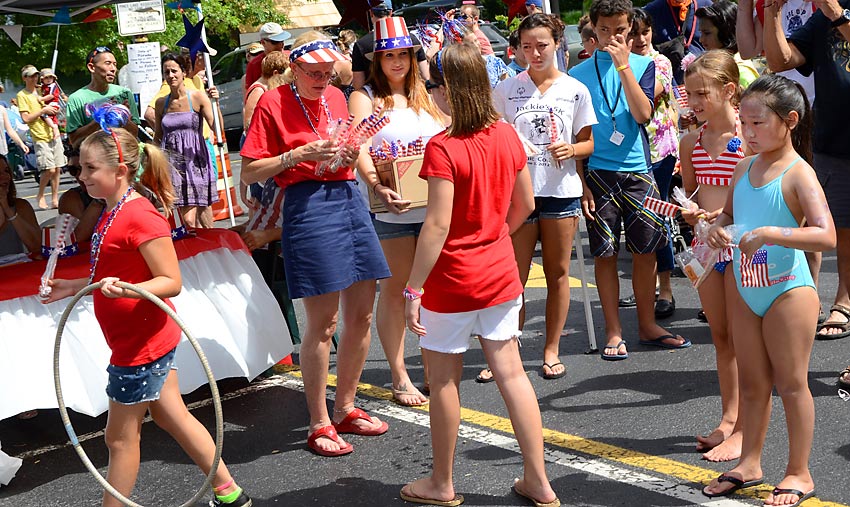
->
[[438, 11, 466, 44], [726, 136, 742, 152], [86, 103, 131, 133]]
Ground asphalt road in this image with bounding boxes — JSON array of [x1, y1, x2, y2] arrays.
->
[[1, 154, 849, 507]]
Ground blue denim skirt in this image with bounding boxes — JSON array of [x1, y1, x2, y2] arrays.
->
[[106, 347, 177, 405], [282, 180, 391, 298]]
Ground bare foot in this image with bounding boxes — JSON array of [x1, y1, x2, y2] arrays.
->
[[37, 198, 48, 210], [392, 381, 428, 407], [696, 428, 726, 452], [400, 477, 461, 505], [763, 474, 815, 506], [702, 431, 742, 462]]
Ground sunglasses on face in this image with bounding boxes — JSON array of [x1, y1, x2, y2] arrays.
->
[[87, 46, 112, 65]]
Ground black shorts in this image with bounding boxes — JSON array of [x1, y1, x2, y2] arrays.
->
[[585, 170, 668, 257]]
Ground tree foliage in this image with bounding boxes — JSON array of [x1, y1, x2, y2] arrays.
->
[[0, 0, 286, 88]]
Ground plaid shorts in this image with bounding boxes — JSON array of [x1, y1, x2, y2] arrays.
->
[[585, 170, 668, 257]]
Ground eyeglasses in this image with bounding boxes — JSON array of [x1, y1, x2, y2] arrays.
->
[[87, 46, 112, 65], [295, 63, 336, 82]]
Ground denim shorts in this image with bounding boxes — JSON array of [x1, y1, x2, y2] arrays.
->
[[525, 196, 582, 224], [371, 217, 424, 240], [106, 348, 177, 405]]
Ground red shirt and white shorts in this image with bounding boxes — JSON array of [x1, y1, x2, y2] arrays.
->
[[417, 122, 527, 354]]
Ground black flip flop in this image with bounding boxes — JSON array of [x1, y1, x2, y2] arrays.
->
[[769, 487, 815, 507], [541, 362, 566, 380], [838, 367, 850, 390], [816, 304, 850, 340], [702, 474, 764, 498], [475, 368, 495, 384]]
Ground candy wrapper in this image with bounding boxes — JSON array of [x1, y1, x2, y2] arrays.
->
[[39, 213, 80, 300], [677, 223, 742, 289], [369, 138, 425, 162]]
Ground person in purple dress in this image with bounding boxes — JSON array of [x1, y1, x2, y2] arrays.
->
[[154, 53, 221, 228]]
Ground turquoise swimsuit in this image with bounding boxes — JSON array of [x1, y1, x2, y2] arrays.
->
[[732, 156, 814, 317]]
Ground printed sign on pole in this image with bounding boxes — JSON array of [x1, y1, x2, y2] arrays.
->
[[127, 42, 163, 111], [116, 0, 167, 36]]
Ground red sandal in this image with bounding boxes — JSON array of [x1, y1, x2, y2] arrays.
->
[[306, 425, 353, 457], [332, 408, 389, 436]]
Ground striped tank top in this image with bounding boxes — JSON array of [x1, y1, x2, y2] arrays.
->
[[691, 122, 745, 187]]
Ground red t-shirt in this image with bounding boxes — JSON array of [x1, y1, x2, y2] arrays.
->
[[244, 50, 291, 95], [92, 197, 181, 367], [418, 121, 526, 313], [240, 84, 354, 190]]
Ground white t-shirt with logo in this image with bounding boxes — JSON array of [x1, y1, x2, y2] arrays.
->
[[756, 0, 816, 101], [493, 71, 597, 198]]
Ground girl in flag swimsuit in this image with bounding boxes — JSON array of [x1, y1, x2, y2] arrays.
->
[[678, 50, 749, 462], [703, 74, 833, 507]]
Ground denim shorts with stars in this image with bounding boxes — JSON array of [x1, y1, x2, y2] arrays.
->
[[105, 348, 177, 405]]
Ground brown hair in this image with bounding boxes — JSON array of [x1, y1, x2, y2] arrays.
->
[[431, 43, 499, 137], [336, 29, 357, 54], [0, 155, 15, 208], [261, 51, 289, 79], [367, 48, 442, 121], [685, 49, 741, 106], [283, 30, 332, 84], [518, 13, 566, 44], [81, 128, 175, 215]]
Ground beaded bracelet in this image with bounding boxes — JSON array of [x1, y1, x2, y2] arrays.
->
[[403, 284, 424, 301]]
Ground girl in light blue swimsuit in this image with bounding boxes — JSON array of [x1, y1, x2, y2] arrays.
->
[[702, 75, 834, 507]]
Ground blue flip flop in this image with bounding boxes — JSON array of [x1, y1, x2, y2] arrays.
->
[[601, 340, 628, 361], [639, 334, 691, 349]]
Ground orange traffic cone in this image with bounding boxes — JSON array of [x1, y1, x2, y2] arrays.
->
[[209, 138, 244, 222]]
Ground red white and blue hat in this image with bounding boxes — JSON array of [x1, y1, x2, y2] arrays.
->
[[367, 17, 419, 60], [289, 39, 347, 64]]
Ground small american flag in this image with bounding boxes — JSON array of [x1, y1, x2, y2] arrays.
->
[[674, 85, 689, 109], [643, 196, 681, 218], [740, 249, 770, 287]]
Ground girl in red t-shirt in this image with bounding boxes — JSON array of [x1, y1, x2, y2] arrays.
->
[[400, 44, 558, 507], [44, 116, 250, 507]]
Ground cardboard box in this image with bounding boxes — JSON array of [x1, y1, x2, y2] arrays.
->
[[369, 154, 429, 213]]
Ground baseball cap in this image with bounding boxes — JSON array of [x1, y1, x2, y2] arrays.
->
[[260, 22, 291, 43], [526, 0, 543, 7], [247, 42, 264, 55], [40, 68, 56, 79], [371, 0, 393, 12], [21, 65, 38, 78]]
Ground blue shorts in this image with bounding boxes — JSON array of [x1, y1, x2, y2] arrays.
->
[[371, 218, 423, 240], [525, 196, 581, 224], [106, 348, 177, 405]]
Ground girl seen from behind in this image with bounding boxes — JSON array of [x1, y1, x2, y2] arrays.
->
[[401, 43, 558, 507]]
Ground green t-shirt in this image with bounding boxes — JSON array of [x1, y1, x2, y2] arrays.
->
[[65, 84, 140, 135]]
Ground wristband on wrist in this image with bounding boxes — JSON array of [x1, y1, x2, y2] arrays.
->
[[616, 63, 630, 72], [6, 213, 17, 222], [371, 179, 383, 192], [403, 284, 424, 301]]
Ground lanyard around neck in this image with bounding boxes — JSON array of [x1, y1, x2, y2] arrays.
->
[[594, 54, 623, 131]]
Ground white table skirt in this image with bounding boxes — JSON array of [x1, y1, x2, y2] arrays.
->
[[0, 247, 293, 421]]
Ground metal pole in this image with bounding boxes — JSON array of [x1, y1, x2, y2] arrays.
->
[[51, 25, 59, 71], [574, 217, 598, 353], [197, 3, 236, 226]]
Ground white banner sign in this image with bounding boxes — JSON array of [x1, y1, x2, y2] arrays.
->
[[127, 42, 163, 111], [116, 0, 166, 37]]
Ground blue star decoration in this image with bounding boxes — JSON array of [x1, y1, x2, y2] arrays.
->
[[176, 13, 213, 61]]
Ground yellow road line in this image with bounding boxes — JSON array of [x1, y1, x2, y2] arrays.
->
[[277, 365, 846, 507], [525, 261, 596, 289]]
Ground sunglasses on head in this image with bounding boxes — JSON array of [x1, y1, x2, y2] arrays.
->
[[425, 79, 441, 91], [87, 46, 112, 65]]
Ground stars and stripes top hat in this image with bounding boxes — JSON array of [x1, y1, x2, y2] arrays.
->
[[367, 16, 420, 60], [289, 39, 347, 64]]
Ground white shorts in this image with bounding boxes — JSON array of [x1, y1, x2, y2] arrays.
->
[[419, 295, 522, 354], [34, 137, 66, 170]]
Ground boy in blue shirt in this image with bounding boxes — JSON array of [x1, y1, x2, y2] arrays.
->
[[570, 0, 690, 360]]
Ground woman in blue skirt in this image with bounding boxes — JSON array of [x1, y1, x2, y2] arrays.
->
[[241, 32, 391, 457]]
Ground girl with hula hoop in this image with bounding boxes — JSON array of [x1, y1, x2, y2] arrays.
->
[[43, 109, 250, 507]]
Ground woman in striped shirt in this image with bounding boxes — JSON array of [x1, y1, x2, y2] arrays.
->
[[679, 50, 751, 463]]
